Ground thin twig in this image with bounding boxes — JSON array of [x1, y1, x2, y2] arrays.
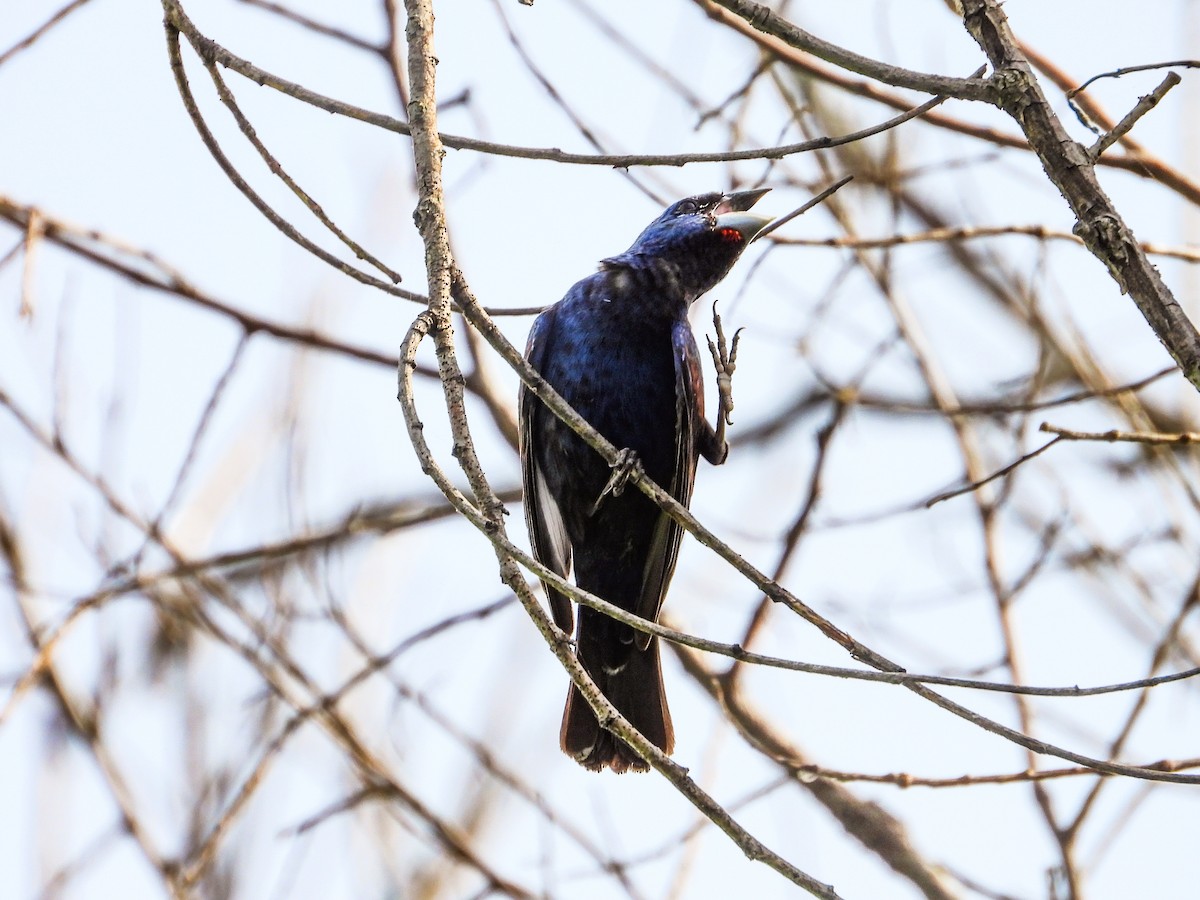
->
[[1040, 422, 1200, 445], [1089, 72, 1181, 159], [163, 13, 414, 300], [0, 0, 92, 68], [776, 225, 1200, 263], [753, 174, 855, 242], [236, 0, 384, 54], [926, 436, 1065, 507], [1068, 59, 1200, 99], [199, 52, 404, 282]]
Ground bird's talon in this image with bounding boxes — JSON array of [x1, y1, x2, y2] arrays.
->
[[708, 308, 741, 428], [591, 448, 640, 515], [708, 309, 740, 378], [728, 327, 744, 367]]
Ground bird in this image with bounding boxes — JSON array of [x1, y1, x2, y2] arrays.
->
[[519, 188, 772, 772]]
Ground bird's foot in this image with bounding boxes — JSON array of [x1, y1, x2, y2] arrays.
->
[[707, 301, 743, 428], [591, 448, 641, 516]]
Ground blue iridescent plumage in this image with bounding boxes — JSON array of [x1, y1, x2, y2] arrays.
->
[[520, 189, 771, 772]]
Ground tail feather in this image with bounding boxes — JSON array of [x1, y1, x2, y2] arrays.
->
[[560, 636, 674, 773]]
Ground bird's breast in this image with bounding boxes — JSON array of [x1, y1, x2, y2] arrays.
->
[[542, 312, 679, 482]]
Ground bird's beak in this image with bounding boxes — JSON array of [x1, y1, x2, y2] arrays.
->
[[715, 188, 770, 214], [714, 188, 772, 242]]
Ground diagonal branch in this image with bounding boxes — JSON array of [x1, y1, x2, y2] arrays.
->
[[707, 0, 993, 100], [960, 0, 1200, 392]]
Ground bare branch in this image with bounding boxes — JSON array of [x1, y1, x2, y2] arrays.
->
[[1089, 72, 1181, 159], [706, 0, 994, 100], [0, 0, 92, 68], [961, 0, 1200, 392], [1040, 422, 1200, 445]]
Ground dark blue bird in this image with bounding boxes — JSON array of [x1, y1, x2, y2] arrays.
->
[[519, 189, 772, 772]]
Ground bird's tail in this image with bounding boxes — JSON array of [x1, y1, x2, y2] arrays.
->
[[560, 635, 674, 773]]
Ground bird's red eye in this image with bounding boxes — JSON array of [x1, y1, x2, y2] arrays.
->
[[719, 228, 744, 243]]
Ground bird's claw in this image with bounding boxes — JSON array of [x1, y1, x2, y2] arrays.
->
[[707, 302, 743, 427], [591, 448, 641, 516]]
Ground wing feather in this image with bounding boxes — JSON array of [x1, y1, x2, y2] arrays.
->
[[633, 320, 702, 649], [519, 309, 574, 634]]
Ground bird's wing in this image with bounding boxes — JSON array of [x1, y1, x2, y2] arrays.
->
[[519, 308, 575, 634], [633, 319, 702, 649]]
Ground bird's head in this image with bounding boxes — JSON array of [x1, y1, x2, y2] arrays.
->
[[603, 188, 772, 301]]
